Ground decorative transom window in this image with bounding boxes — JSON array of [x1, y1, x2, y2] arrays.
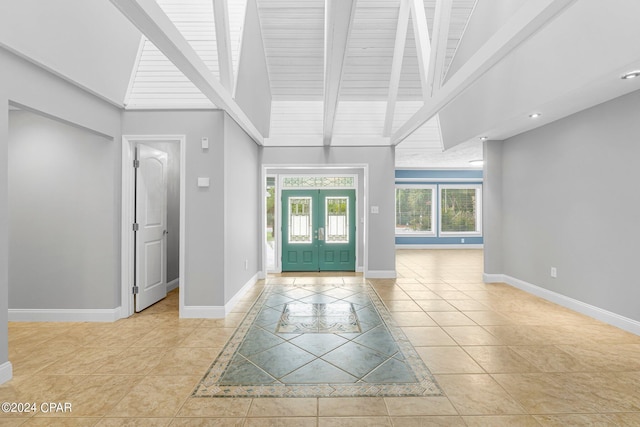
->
[[282, 176, 355, 188]]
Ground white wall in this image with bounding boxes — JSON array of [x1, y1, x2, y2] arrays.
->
[[122, 110, 226, 307], [234, 0, 272, 137], [485, 89, 640, 324], [9, 110, 119, 309], [224, 114, 261, 300], [0, 47, 124, 382]]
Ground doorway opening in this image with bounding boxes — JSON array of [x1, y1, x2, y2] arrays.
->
[[261, 166, 368, 276], [121, 135, 186, 317]]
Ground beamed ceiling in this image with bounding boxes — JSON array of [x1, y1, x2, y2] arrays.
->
[[2, 0, 640, 167]]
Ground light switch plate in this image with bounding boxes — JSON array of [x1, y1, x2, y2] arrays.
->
[[371, 206, 379, 214], [201, 137, 209, 149], [197, 177, 210, 187]]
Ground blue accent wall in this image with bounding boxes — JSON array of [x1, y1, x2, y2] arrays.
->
[[395, 169, 484, 246]]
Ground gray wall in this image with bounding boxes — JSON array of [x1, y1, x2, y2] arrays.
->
[[234, 0, 272, 136], [483, 140, 503, 274], [487, 89, 640, 322], [9, 110, 118, 309], [142, 141, 180, 283], [0, 48, 123, 374], [260, 146, 396, 274], [122, 110, 226, 306], [223, 115, 260, 300]]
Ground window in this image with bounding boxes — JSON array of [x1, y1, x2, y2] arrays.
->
[[395, 186, 436, 235], [439, 185, 482, 235]]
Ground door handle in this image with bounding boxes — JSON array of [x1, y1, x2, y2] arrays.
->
[[317, 227, 325, 241], [163, 230, 168, 236]]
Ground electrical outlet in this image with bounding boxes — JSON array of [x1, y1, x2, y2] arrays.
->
[[244, 260, 249, 271], [550, 267, 557, 278]]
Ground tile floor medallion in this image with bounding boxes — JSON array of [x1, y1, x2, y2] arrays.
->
[[193, 282, 442, 397]]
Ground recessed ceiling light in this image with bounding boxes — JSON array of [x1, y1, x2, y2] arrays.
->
[[621, 70, 640, 80], [529, 113, 542, 118], [480, 136, 488, 141], [469, 160, 484, 166]]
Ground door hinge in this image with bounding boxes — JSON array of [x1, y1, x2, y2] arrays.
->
[[132, 223, 139, 231], [133, 159, 140, 168], [132, 286, 139, 294]]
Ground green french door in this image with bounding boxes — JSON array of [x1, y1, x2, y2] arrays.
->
[[282, 189, 356, 272]]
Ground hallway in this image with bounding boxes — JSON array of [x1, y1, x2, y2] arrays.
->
[[2, 250, 640, 425]]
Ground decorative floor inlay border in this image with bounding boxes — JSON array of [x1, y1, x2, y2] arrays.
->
[[192, 283, 442, 398]]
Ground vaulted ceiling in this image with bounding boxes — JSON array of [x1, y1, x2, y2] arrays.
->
[[2, 0, 640, 168]]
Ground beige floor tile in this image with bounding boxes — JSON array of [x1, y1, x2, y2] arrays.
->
[[0, 419, 30, 426], [34, 375, 144, 417], [427, 312, 476, 327], [318, 417, 391, 427], [382, 300, 423, 312], [415, 300, 457, 312], [462, 311, 513, 326], [319, 397, 387, 417], [415, 346, 484, 374], [20, 419, 100, 426], [95, 419, 173, 427], [383, 396, 457, 416], [176, 398, 251, 418], [248, 398, 317, 417], [107, 375, 200, 417], [434, 374, 526, 415], [509, 345, 596, 373], [179, 328, 235, 348], [390, 312, 436, 327], [44, 347, 126, 375], [442, 327, 502, 346], [555, 343, 640, 371], [389, 416, 466, 426], [403, 290, 441, 300], [96, 347, 169, 375], [445, 300, 489, 311], [169, 419, 244, 427], [151, 347, 221, 376], [199, 313, 246, 329], [245, 418, 317, 427], [402, 327, 457, 346], [462, 415, 541, 426], [131, 327, 195, 348], [533, 413, 620, 426], [463, 346, 540, 373]]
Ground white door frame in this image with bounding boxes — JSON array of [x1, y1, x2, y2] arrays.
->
[[121, 135, 186, 318], [261, 164, 369, 277]]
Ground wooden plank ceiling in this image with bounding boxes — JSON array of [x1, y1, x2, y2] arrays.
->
[[125, 0, 476, 151]]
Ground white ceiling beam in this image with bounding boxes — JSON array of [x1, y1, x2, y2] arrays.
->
[[109, 0, 264, 145], [392, 0, 577, 146], [383, 0, 411, 137], [427, 0, 453, 95], [323, 0, 357, 146], [213, 0, 234, 93], [410, 0, 432, 100]]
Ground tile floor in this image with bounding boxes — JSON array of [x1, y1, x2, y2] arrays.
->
[[1, 249, 640, 426], [193, 282, 438, 397]]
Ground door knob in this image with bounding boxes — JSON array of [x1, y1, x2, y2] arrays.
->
[[163, 230, 168, 236]]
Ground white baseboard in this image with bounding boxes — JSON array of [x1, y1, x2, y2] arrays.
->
[[167, 278, 179, 292], [180, 273, 259, 319], [484, 273, 640, 336], [397, 244, 484, 249], [225, 273, 259, 315], [365, 270, 397, 279], [0, 361, 13, 385], [8, 307, 122, 322], [181, 305, 226, 318]]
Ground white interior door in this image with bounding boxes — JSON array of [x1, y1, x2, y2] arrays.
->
[[135, 144, 168, 312]]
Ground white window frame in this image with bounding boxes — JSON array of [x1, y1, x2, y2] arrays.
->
[[438, 184, 483, 237], [395, 184, 437, 236]]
